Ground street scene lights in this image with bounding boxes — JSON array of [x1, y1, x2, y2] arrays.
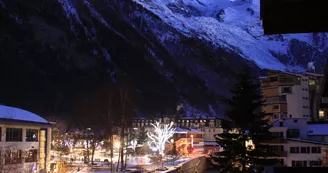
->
[[190, 135, 194, 148]]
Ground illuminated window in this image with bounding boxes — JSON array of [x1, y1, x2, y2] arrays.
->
[[319, 110, 324, 118], [25, 149, 38, 162], [309, 79, 316, 85], [26, 129, 38, 142]]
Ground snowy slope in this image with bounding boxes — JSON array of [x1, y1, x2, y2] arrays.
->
[[133, 0, 327, 71]]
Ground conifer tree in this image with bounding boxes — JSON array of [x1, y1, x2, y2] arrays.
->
[[212, 67, 279, 172]]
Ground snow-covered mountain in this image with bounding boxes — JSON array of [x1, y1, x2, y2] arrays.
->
[[133, 0, 328, 71], [1, 0, 327, 119]]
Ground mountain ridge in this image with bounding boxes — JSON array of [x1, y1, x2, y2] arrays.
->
[[1, 0, 327, 119]]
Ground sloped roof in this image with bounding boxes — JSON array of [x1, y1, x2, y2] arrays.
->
[[308, 124, 328, 136], [287, 138, 328, 145], [174, 127, 204, 134], [0, 105, 49, 124]]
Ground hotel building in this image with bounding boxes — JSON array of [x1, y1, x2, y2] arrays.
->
[[0, 105, 53, 173]]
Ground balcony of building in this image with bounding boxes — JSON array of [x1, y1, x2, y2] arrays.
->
[[260, 137, 287, 144], [261, 75, 300, 88], [265, 96, 287, 104], [272, 151, 288, 157]]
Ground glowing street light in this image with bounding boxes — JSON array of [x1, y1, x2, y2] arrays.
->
[[114, 141, 120, 149], [190, 135, 194, 148]]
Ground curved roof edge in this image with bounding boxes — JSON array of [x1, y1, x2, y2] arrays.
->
[[0, 105, 50, 124]]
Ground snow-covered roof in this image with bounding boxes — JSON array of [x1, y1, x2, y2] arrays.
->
[[175, 127, 189, 134], [302, 72, 324, 77], [288, 138, 328, 145], [174, 127, 204, 134], [269, 70, 303, 77], [179, 116, 217, 120], [308, 124, 328, 136], [189, 129, 203, 133], [0, 105, 50, 124], [204, 141, 219, 146]]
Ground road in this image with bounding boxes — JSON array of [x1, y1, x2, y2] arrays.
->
[[204, 169, 220, 173]]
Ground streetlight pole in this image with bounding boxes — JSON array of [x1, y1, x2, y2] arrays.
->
[[86, 128, 91, 165]]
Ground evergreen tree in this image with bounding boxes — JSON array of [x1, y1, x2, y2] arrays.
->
[[212, 67, 279, 172]]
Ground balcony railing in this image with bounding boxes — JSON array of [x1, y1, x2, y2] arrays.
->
[[265, 96, 287, 104], [261, 78, 297, 88], [272, 151, 287, 157], [260, 138, 287, 144]]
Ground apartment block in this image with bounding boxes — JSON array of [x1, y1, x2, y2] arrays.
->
[[260, 70, 323, 122], [261, 118, 328, 167]]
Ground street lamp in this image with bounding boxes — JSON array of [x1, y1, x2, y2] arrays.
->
[[114, 141, 120, 149]]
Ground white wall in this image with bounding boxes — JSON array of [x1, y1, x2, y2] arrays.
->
[[0, 125, 41, 149], [285, 76, 310, 120], [285, 140, 324, 167], [0, 124, 51, 173], [273, 118, 308, 139]]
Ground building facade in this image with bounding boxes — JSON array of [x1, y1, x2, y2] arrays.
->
[[0, 105, 52, 173], [260, 70, 323, 122], [318, 65, 328, 120], [132, 116, 223, 141], [262, 118, 328, 167], [132, 115, 224, 154]]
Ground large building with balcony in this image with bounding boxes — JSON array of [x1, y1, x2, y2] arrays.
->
[[132, 115, 225, 154], [261, 118, 328, 167], [260, 70, 323, 122], [0, 105, 53, 173], [132, 115, 224, 142]]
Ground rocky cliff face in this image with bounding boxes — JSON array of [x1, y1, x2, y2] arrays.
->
[[1, 0, 327, 118]]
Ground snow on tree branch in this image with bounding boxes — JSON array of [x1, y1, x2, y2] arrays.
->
[[147, 121, 175, 156]]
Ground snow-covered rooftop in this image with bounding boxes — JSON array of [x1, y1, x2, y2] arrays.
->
[[204, 141, 220, 146], [0, 105, 50, 124], [288, 138, 328, 145], [179, 116, 217, 119], [308, 124, 328, 136], [174, 127, 204, 134], [175, 127, 189, 133]]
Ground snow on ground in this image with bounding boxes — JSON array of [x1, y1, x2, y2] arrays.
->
[[133, 0, 312, 71]]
